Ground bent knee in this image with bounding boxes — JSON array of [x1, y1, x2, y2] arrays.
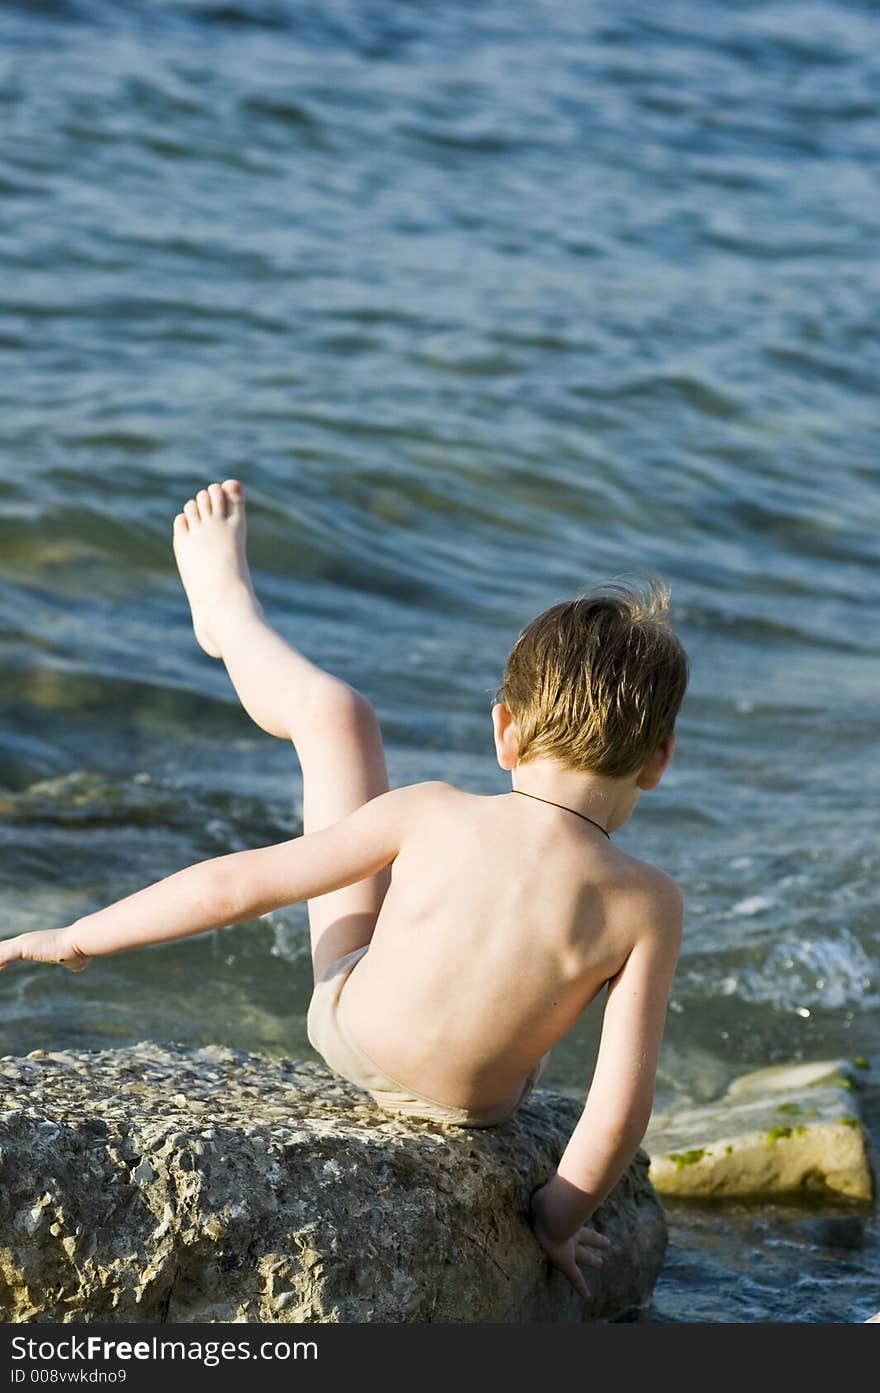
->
[[310, 680, 379, 739]]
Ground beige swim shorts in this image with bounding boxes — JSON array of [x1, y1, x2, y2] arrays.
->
[[307, 945, 547, 1128]]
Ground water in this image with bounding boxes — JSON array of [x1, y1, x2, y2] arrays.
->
[[1, 0, 878, 1322]]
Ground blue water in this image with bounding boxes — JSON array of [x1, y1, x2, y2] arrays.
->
[[1, 0, 878, 1322]]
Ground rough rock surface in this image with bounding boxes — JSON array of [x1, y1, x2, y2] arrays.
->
[[0, 1042, 667, 1324], [645, 1059, 875, 1202]]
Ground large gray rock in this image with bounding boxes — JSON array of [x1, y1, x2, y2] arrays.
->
[[645, 1059, 875, 1202], [0, 1042, 667, 1323]]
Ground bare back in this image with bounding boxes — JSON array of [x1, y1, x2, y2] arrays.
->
[[340, 783, 671, 1110]]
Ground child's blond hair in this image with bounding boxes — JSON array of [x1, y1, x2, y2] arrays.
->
[[498, 577, 689, 778]]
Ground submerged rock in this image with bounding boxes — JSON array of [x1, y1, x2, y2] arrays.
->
[[799, 1215, 865, 1250], [0, 1042, 666, 1324], [645, 1059, 875, 1202]]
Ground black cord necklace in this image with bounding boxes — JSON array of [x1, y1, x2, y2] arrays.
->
[[512, 789, 610, 839]]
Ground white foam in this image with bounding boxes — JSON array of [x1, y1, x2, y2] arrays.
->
[[707, 929, 877, 1011], [732, 894, 775, 916]]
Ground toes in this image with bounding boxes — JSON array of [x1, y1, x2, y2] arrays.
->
[[208, 482, 227, 518], [179, 483, 239, 531]]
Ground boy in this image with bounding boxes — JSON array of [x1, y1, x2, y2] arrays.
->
[[0, 479, 688, 1301]]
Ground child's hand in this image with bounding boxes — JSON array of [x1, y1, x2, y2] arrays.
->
[[0, 926, 91, 973], [529, 1184, 611, 1301]]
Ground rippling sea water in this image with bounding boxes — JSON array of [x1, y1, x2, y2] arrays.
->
[[1, 0, 878, 1322]]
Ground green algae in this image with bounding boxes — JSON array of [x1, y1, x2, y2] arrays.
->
[[776, 1103, 819, 1120], [766, 1126, 792, 1144], [668, 1148, 706, 1170]]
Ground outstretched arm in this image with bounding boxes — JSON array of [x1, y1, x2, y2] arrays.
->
[[530, 876, 683, 1298], [0, 783, 427, 971]]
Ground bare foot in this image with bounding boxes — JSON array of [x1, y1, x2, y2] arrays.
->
[[172, 480, 259, 658]]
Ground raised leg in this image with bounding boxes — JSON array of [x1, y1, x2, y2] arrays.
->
[[172, 480, 390, 980]]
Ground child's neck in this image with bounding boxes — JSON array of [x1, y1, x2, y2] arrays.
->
[[510, 760, 639, 834]]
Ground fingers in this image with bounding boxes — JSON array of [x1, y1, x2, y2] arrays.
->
[[63, 957, 91, 974], [576, 1225, 612, 1259], [0, 932, 90, 972], [566, 1263, 591, 1302], [575, 1245, 605, 1269], [579, 1226, 612, 1249], [576, 1226, 611, 1270], [0, 938, 21, 970]]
